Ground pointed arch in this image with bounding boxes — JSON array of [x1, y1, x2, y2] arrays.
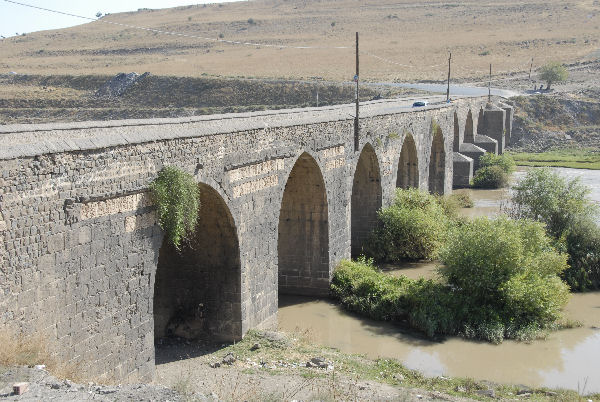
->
[[351, 143, 382, 257], [396, 134, 419, 189], [154, 183, 241, 342], [278, 153, 329, 296], [464, 110, 474, 143], [429, 125, 446, 194], [477, 108, 485, 136], [453, 112, 460, 151]]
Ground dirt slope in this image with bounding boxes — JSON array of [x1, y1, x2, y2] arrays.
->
[[1, 0, 599, 81]]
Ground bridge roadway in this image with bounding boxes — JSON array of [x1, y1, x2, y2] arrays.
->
[[0, 95, 512, 381]]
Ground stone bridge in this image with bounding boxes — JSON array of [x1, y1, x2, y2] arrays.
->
[[0, 96, 512, 381]]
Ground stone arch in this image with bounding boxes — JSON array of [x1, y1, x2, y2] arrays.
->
[[396, 134, 419, 189], [464, 110, 474, 143], [428, 125, 446, 194], [351, 143, 382, 257], [278, 152, 329, 296], [153, 183, 241, 342], [453, 112, 460, 151]]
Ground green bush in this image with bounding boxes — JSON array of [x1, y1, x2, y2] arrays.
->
[[332, 220, 572, 343], [150, 166, 200, 250], [449, 192, 474, 208], [365, 189, 450, 261], [472, 165, 508, 188], [479, 152, 516, 174], [331, 257, 411, 321], [439, 217, 570, 341], [435, 193, 473, 221]]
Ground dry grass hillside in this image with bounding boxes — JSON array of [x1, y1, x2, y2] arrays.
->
[[0, 73, 411, 124], [1, 0, 599, 82]]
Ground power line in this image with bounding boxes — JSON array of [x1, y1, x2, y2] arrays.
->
[[2, 0, 350, 50], [361, 50, 446, 69], [3, 0, 96, 21]]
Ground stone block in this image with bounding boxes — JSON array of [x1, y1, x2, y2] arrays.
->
[[12, 382, 29, 395], [79, 226, 92, 245], [47, 233, 64, 254]]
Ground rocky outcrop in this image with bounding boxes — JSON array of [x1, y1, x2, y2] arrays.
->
[[95, 72, 150, 98]]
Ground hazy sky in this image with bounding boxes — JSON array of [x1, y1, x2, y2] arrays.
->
[[0, 0, 239, 38]]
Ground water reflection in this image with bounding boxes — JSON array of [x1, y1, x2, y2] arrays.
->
[[279, 167, 600, 393], [279, 292, 600, 393]]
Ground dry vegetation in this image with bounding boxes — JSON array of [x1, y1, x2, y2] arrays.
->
[[0, 329, 81, 383], [0, 0, 599, 82], [0, 73, 413, 124]]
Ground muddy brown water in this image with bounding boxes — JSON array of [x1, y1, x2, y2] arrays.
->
[[279, 167, 600, 394]]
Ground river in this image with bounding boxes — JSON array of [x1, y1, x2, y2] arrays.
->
[[279, 166, 600, 394]]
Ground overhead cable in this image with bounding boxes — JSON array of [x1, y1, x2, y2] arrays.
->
[[2, 0, 350, 49]]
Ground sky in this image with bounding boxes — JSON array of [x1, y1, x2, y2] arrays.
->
[[0, 0, 239, 38]]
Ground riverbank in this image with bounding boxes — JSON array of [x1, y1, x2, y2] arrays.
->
[[4, 326, 596, 400], [508, 148, 600, 170], [157, 329, 597, 401]]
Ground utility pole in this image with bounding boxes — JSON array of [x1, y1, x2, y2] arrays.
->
[[354, 31, 360, 152], [528, 57, 534, 80], [446, 52, 451, 103], [316, 88, 319, 107], [488, 63, 492, 103]]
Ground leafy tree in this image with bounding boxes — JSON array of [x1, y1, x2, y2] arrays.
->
[[510, 168, 595, 238], [509, 168, 600, 290], [538, 62, 568, 90]]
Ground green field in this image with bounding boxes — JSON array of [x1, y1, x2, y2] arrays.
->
[[508, 148, 600, 170]]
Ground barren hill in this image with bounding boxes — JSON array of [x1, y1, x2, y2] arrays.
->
[[1, 0, 599, 81]]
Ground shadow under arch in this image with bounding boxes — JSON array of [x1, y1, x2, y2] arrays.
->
[[465, 110, 474, 143], [351, 143, 382, 258], [278, 152, 329, 296], [453, 112, 460, 152], [396, 134, 419, 189], [153, 182, 241, 343], [429, 125, 446, 195]]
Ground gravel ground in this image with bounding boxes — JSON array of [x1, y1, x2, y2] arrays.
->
[[0, 332, 475, 401], [0, 366, 181, 401]]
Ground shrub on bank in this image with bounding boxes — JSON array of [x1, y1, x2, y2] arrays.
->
[[480, 152, 516, 174], [439, 217, 570, 341], [472, 165, 508, 188], [509, 168, 600, 290], [435, 193, 473, 221], [448, 192, 474, 208], [330, 257, 412, 321], [563, 215, 600, 291], [472, 153, 515, 189], [333, 217, 572, 343], [365, 189, 451, 261]]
